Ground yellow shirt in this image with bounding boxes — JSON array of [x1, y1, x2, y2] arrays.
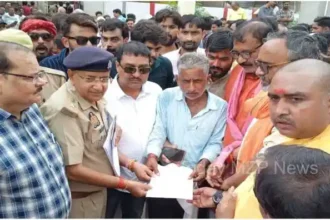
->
[[234, 125, 330, 218], [227, 8, 247, 21]]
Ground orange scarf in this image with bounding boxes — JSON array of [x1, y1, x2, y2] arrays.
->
[[236, 91, 274, 170]]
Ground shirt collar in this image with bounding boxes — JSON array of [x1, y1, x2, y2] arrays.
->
[[112, 77, 152, 100], [174, 89, 218, 111], [0, 105, 33, 122]]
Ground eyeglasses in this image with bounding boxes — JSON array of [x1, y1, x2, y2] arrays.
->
[[118, 63, 151, 75], [1, 71, 47, 84], [29, 33, 53, 42], [255, 60, 289, 74], [66, 36, 100, 46], [77, 74, 110, 84], [230, 43, 263, 60]]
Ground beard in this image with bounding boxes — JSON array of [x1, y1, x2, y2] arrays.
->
[[181, 41, 199, 52], [35, 44, 51, 61], [164, 33, 177, 47], [209, 66, 230, 80]]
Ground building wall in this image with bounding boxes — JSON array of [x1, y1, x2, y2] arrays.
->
[[298, 1, 329, 24]]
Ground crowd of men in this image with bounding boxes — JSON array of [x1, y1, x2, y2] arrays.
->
[[1, 0, 330, 219]]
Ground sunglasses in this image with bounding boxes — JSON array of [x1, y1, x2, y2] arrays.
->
[[29, 33, 53, 42], [255, 60, 289, 74], [66, 36, 100, 46], [118, 62, 151, 74]]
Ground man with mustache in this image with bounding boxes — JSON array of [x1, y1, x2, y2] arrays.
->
[[146, 52, 227, 218], [40, 46, 151, 218], [99, 18, 129, 57], [207, 21, 272, 182], [20, 16, 56, 62], [155, 9, 182, 54], [2, 28, 66, 106], [205, 30, 234, 99], [194, 31, 323, 210], [163, 14, 205, 77], [0, 26, 71, 219], [232, 59, 330, 218], [110, 19, 175, 90], [104, 41, 162, 218]]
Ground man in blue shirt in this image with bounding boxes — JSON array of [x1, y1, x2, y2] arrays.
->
[[146, 52, 227, 218], [39, 13, 99, 78], [0, 31, 71, 218]]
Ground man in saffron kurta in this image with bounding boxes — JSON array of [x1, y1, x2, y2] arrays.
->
[[234, 59, 330, 218], [210, 21, 273, 174]]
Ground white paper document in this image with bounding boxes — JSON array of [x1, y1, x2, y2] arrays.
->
[[146, 164, 193, 200], [103, 116, 121, 176]]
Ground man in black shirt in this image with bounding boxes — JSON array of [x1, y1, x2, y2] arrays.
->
[[110, 19, 176, 90]]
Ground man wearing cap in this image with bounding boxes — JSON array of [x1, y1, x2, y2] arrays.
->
[[40, 46, 151, 218], [0, 29, 66, 105], [20, 17, 57, 62], [0, 22, 70, 218]]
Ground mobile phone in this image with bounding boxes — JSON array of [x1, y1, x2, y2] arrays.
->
[[159, 147, 186, 166]]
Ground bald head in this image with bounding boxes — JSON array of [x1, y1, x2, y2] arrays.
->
[[275, 59, 330, 93], [269, 59, 330, 139]]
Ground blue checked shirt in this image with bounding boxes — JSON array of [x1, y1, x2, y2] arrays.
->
[[146, 87, 227, 169], [0, 104, 71, 218]]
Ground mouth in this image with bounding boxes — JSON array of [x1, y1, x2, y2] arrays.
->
[[36, 47, 48, 54], [275, 120, 294, 130]]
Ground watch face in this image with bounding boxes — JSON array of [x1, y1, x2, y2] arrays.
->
[[213, 190, 223, 205]]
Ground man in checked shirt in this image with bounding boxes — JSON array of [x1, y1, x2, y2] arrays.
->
[[0, 30, 71, 217]]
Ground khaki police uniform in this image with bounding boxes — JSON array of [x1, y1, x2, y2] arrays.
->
[[39, 66, 66, 106], [40, 80, 114, 218]]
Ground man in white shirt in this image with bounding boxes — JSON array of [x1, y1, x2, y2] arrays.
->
[[2, 7, 19, 28], [163, 14, 205, 76], [104, 41, 162, 218]]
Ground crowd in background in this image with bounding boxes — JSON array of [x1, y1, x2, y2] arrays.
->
[[1, 0, 330, 219]]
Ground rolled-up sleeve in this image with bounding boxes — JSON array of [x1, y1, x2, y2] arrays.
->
[[199, 103, 227, 162], [146, 94, 167, 157]]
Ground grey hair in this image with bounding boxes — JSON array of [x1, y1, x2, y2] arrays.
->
[[177, 52, 209, 75], [0, 42, 32, 72], [266, 30, 322, 62]]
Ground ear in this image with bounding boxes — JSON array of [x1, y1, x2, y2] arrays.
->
[[123, 37, 129, 43], [67, 69, 74, 82], [62, 36, 69, 49]]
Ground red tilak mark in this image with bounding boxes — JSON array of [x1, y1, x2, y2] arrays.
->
[[274, 89, 286, 94]]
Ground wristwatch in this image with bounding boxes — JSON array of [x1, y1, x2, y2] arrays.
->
[[212, 190, 223, 205]]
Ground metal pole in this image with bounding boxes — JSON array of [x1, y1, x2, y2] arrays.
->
[[325, 0, 329, 16]]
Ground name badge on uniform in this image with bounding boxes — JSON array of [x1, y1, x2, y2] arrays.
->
[[89, 112, 101, 128]]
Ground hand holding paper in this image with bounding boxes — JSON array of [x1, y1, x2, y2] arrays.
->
[[146, 164, 193, 200]]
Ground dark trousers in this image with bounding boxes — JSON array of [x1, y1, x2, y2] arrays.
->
[[147, 198, 184, 218], [106, 188, 146, 218]]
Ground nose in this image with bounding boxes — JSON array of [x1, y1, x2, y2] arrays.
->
[[92, 81, 104, 90], [186, 33, 193, 41], [213, 58, 220, 67], [237, 55, 247, 64], [255, 66, 265, 78], [35, 77, 48, 87], [274, 99, 289, 116], [37, 37, 45, 44], [86, 40, 92, 46], [188, 81, 195, 92]]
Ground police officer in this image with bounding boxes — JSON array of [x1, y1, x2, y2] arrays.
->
[[40, 46, 151, 218], [0, 29, 66, 105]]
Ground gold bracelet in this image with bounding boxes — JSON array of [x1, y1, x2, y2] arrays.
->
[[128, 159, 136, 171]]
